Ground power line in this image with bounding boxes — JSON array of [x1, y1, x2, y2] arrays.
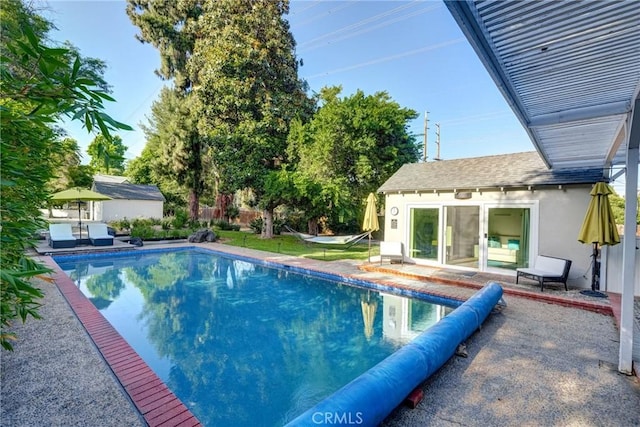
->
[[123, 82, 166, 123], [293, 2, 357, 28], [437, 110, 514, 126], [298, 4, 441, 54], [296, 1, 423, 51], [290, 0, 323, 16], [305, 38, 465, 80]]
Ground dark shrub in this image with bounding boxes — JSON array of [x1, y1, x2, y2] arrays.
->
[[172, 209, 188, 229], [249, 218, 263, 234]]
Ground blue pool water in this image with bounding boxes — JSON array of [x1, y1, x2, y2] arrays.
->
[[54, 248, 455, 426]]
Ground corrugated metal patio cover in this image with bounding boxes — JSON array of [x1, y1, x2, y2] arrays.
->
[[445, 0, 640, 170]]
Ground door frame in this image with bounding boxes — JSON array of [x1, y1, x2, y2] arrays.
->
[[404, 200, 539, 274]]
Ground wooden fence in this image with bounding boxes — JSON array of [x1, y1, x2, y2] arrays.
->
[[199, 206, 261, 225]]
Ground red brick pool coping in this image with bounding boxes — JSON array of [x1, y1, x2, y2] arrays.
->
[[41, 256, 201, 427], [359, 264, 614, 316]]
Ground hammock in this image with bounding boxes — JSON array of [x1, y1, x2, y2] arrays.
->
[[284, 226, 370, 248]]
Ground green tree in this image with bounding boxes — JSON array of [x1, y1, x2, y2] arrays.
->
[[126, 0, 200, 93], [47, 137, 82, 192], [287, 86, 418, 232], [131, 87, 211, 215], [45, 137, 93, 216], [87, 133, 127, 174], [126, 0, 206, 220], [67, 165, 95, 189], [127, 144, 188, 214], [609, 190, 640, 226], [125, 145, 154, 185], [0, 0, 130, 350], [190, 0, 312, 238]]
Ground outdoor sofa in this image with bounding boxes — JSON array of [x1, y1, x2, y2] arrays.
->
[[516, 255, 572, 292]]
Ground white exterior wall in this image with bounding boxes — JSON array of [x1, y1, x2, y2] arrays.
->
[[383, 186, 595, 289], [94, 200, 163, 222], [603, 237, 640, 297]]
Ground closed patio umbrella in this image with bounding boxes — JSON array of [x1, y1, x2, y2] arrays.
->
[[577, 182, 620, 297], [50, 187, 111, 242], [360, 295, 378, 340], [362, 193, 380, 262]]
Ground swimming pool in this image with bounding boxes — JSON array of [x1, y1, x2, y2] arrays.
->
[[53, 248, 459, 426]]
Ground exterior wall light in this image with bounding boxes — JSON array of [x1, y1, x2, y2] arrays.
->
[[455, 192, 472, 200]]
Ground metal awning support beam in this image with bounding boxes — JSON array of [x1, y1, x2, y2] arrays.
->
[[606, 121, 628, 167], [528, 102, 631, 128], [619, 96, 639, 375]]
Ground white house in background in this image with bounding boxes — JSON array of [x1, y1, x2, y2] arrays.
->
[[378, 151, 611, 291], [91, 181, 165, 222]]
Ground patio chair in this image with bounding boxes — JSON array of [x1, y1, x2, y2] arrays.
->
[[87, 223, 114, 246], [48, 223, 77, 249], [380, 241, 404, 266]]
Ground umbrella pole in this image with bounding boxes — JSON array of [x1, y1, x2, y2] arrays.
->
[[78, 200, 82, 243], [591, 243, 597, 291], [367, 233, 371, 263], [580, 242, 607, 298]]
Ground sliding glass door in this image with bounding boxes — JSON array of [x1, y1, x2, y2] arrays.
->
[[485, 207, 531, 270], [444, 206, 480, 268], [407, 203, 534, 273]]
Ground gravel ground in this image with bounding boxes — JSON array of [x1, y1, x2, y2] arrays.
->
[[0, 279, 146, 427]]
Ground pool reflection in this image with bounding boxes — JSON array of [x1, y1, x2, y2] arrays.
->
[[57, 250, 453, 427]]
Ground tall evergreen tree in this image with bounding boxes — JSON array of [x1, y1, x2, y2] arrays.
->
[[126, 1, 201, 92], [127, 0, 205, 219], [190, 0, 312, 237], [135, 87, 211, 215]]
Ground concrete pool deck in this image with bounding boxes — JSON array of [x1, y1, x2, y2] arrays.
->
[[2, 241, 639, 426]]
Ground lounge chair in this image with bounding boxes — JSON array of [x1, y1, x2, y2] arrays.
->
[[48, 223, 77, 249], [87, 223, 114, 246]]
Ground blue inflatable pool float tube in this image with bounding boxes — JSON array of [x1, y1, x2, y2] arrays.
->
[[286, 282, 504, 426]]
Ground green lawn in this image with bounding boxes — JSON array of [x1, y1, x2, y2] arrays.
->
[[215, 230, 379, 261]]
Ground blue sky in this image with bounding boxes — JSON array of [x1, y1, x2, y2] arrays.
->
[[44, 0, 534, 164]]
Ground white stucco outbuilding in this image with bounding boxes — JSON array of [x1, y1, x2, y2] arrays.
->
[[379, 151, 609, 291], [91, 182, 165, 222]]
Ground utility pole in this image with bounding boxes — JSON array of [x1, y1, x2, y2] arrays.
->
[[422, 111, 429, 162], [434, 123, 442, 161]]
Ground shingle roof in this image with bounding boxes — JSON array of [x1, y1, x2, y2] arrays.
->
[[92, 182, 166, 201], [93, 174, 129, 184], [378, 152, 606, 193]]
